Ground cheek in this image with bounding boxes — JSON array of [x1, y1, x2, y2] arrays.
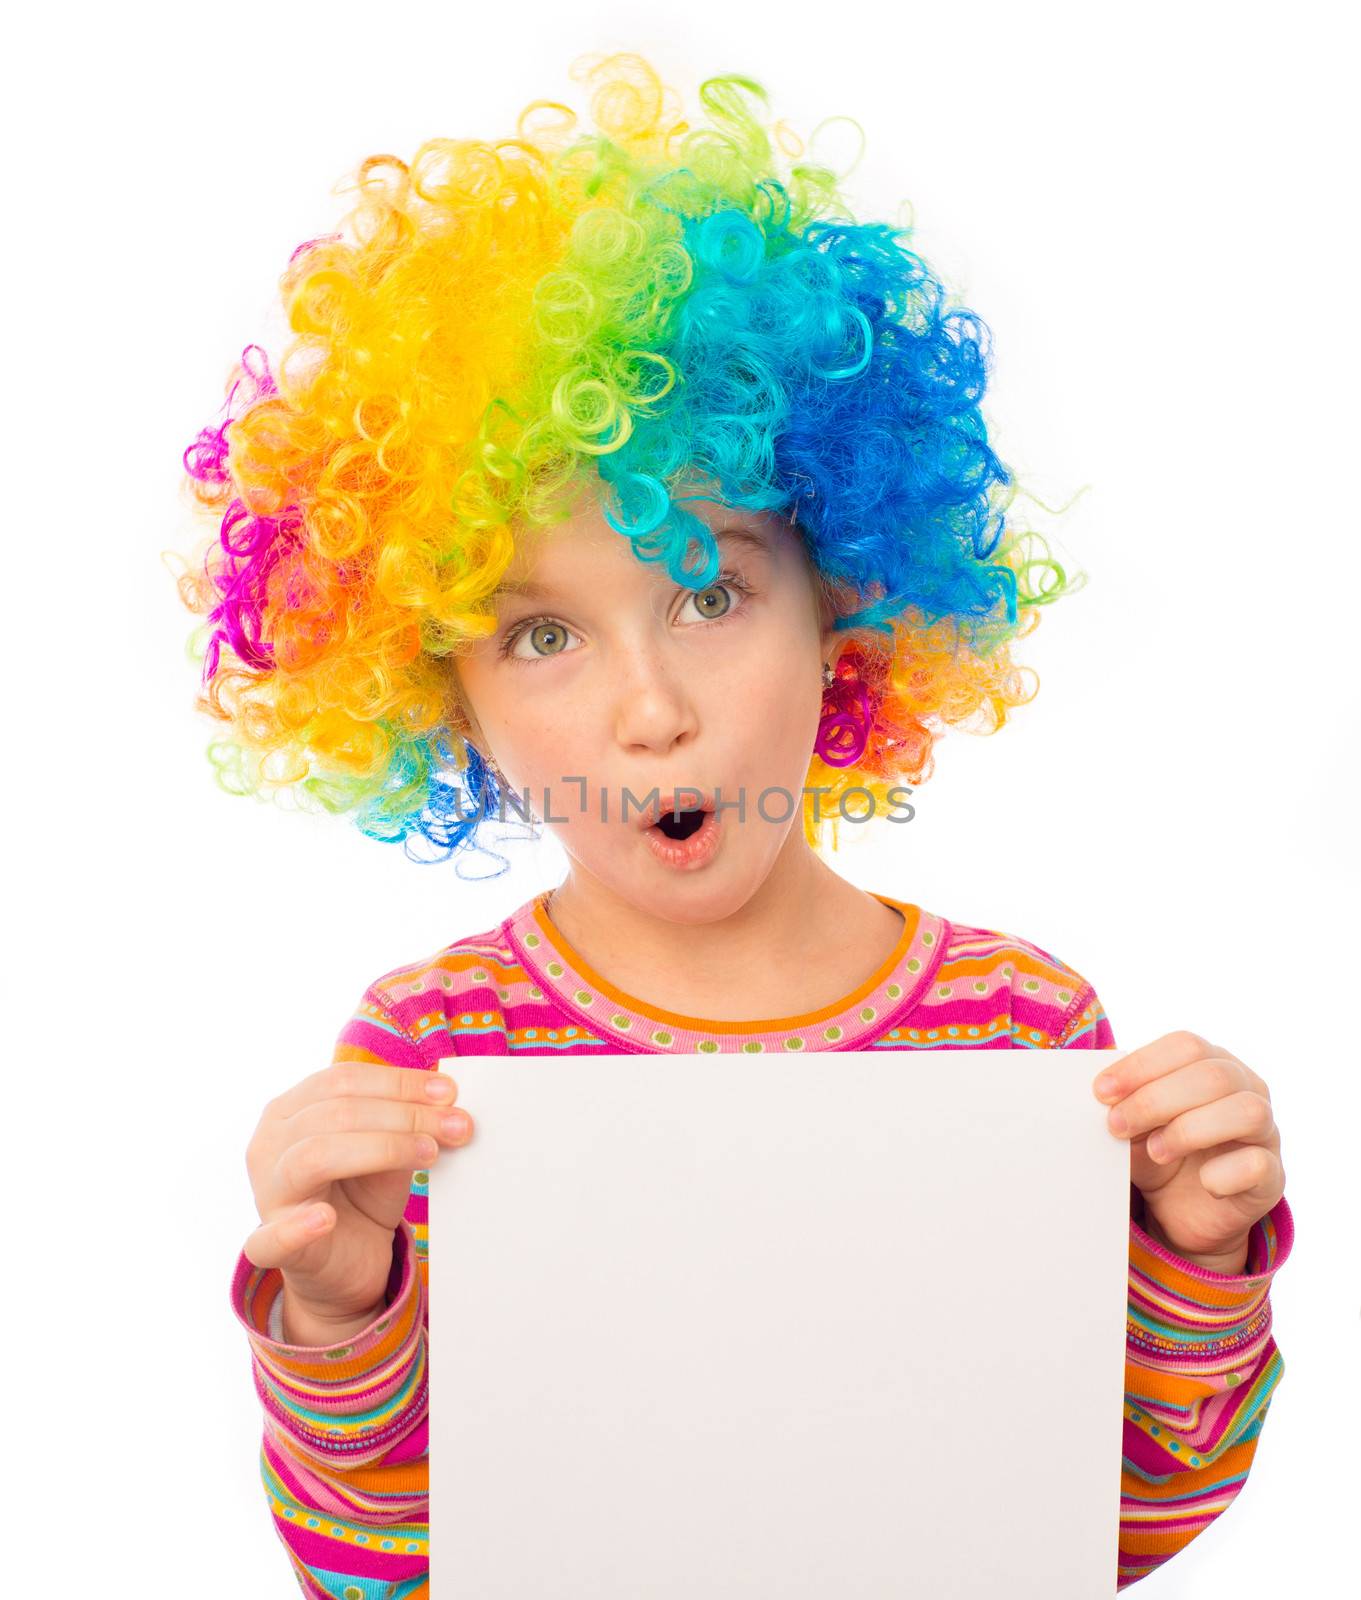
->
[[488, 711, 590, 802], [743, 662, 822, 750], [706, 677, 822, 815]]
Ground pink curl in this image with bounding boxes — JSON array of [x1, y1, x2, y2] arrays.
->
[[181, 344, 279, 484], [814, 675, 874, 768], [181, 345, 293, 680], [289, 231, 343, 265], [199, 501, 303, 679]]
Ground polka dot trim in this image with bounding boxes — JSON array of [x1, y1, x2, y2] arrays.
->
[[270, 1498, 426, 1560], [503, 891, 947, 1054]]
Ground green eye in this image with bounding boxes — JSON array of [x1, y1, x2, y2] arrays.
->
[[525, 621, 570, 656], [499, 616, 581, 662], [680, 571, 754, 624], [690, 583, 732, 619]]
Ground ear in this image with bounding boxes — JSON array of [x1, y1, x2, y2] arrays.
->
[[814, 573, 852, 674]]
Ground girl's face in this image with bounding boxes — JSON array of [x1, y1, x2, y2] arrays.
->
[[452, 484, 846, 922]]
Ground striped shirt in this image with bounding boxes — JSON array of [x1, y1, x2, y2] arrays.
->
[[231, 888, 1293, 1597]]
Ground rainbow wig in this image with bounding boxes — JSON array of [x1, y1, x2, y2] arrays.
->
[[172, 51, 1083, 872]]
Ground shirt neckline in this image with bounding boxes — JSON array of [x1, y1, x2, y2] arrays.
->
[[504, 888, 948, 1053]]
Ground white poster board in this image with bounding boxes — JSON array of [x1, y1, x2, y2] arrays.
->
[[428, 1047, 1130, 1598]]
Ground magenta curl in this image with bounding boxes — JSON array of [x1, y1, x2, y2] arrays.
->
[[815, 676, 874, 768]]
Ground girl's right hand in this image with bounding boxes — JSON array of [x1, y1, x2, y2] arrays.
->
[[242, 1062, 474, 1332]]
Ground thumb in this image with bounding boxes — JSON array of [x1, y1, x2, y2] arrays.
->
[[242, 1203, 334, 1271]]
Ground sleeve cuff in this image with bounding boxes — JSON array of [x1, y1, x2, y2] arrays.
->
[[232, 1217, 418, 1357], [1126, 1187, 1292, 1348], [228, 1218, 428, 1462]]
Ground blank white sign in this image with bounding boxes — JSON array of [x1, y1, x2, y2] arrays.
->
[[428, 1047, 1130, 1598]]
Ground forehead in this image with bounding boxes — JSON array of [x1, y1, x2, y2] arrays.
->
[[495, 498, 796, 599]]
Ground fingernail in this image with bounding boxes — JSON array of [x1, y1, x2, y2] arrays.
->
[[441, 1112, 470, 1139], [425, 1076, 454, 1100], [1094, 1074, 1118, 1100]]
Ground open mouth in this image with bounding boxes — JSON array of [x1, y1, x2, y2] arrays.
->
[[652, 807, 708, 842], [641, 797, 722, 869]]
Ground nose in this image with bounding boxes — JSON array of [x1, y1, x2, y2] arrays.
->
[[608, 640, 702, 755]]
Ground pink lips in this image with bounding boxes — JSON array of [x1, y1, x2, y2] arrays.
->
[[635, 791, 718, 831], [642, 805, 722, 869]]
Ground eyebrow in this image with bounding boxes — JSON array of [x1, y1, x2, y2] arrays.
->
[[496, 525, 772, 600]]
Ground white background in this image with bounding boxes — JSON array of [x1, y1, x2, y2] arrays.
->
[[7, 1, 1354, 1593]]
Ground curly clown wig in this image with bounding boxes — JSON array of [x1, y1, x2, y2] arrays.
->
[[171, 51, 1084, 873]]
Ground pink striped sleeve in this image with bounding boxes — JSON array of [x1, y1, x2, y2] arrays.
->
[[228, 984, 434, 1598], [1060, 984, 1294, 1590]]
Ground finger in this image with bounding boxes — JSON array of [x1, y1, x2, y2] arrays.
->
[[1200, 1050, 1270, 1102], [1105, 1055, 1249, 1143], [285, 1093, 474, 1147], [273, 1061, 460, 1120], [242, 1202, 338, 1272], [1092, 1030, 1219, 1103], [277, 1129, 443, 1202], [1195, 1143, 1284, 1205], [1144, 1090, 1277, 1164]]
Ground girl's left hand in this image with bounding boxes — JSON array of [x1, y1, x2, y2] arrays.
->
[[1092, 1031, 1286, 1271]]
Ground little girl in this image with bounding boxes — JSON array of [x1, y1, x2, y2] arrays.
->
[[175, 52, 1292, 1598]]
